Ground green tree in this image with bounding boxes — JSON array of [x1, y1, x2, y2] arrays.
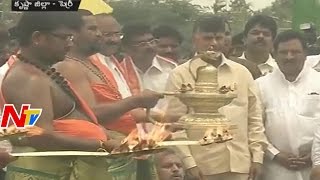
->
[[225, 0, 253, 34], [292, 0, 320, 31], [109, 0, 206, 56], [0, 1, 21, 26], [259, 0, 293, 31]]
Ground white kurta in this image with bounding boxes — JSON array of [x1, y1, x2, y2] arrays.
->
[[256, 66, 320, 180], [305, 54, 320, 72]]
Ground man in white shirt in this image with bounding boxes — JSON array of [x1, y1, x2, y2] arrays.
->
[[119, 24, 178, 127], [241, 15, 278, 76], [152, 25, 183, 64], [118, 23, 178, 180], [121, 23, 177, 96], [305, 54, 320, 72], [256, 30, 320, 180]]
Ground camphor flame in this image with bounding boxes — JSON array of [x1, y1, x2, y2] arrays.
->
[[112, 122, 172, 154]]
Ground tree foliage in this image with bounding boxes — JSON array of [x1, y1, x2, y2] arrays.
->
[[259, 0, 293, 31], [0, 1, 21, 27], [108, 0, 294, 55], [109, 0, 206, 56], [0, 0, 295, 53], [215, 0, 254, 34]]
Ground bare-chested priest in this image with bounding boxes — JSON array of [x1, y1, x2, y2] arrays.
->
[[0, 12, 125, 180], [53, 11, 165, 180], [54, 11, 162, 135]]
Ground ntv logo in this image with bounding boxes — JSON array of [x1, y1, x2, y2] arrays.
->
[[0, 104, 42, 129]]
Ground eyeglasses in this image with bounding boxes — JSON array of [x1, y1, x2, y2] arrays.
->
[[132, 39, 159, 47], [102, 32, 124, 39], [49, 33, 74, 42]]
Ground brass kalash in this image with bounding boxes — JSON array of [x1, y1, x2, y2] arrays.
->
[[165, 51, 238, 145]]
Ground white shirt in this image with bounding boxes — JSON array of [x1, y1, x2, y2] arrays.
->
[[97, 53, 132, 98], [131, 56, 176, 135], [132, 55, 177, 92], [240, 53, 278, 76], [130, 55, 177, 113], [305, 54, 320, 72], [0, 62, 10, 87], [256, 66, 320, 180], [0, 62, 13, 159]]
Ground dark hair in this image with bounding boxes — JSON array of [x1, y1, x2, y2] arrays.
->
[[232, 32, 244, 45], [273, 30, 307, 51], [244, 14, 277, 39], [16, 12, 83, 46], [122, 23, 152, 45], [193, 15, 225, 34], [152, 25, 183, 44], [154, 148, 179, 164]]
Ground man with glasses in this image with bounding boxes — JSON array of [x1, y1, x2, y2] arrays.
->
[[95, 14, 124, 62], [121, 23, 177, 95], [1, 11, 121, 180], [93, 14, 165, 134], [120, 23, 177, 139], [94, 14, 132, 112], [119, 23, 178, 179], [55, 10, 164, 179], [65, 13, 164, 180]]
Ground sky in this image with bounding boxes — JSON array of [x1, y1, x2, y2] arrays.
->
[[191, 0, 276, 11]]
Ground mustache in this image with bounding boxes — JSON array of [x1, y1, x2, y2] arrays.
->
[[254, 39, 266, 45], [164, 52, 174, 56]]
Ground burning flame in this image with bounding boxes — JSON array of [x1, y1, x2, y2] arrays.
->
[[112, 123, 172, 153]]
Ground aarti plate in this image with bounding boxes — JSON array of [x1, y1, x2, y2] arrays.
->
[[109, 148, 165, 158]]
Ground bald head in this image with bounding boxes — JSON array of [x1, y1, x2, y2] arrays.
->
[[96, 14, 122, 56]]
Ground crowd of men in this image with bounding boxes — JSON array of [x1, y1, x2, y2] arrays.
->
[[0, 8, 318, 180]]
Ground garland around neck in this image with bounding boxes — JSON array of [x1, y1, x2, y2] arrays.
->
[[17, 54, 78, 103], [66, 55, 121, 99]]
